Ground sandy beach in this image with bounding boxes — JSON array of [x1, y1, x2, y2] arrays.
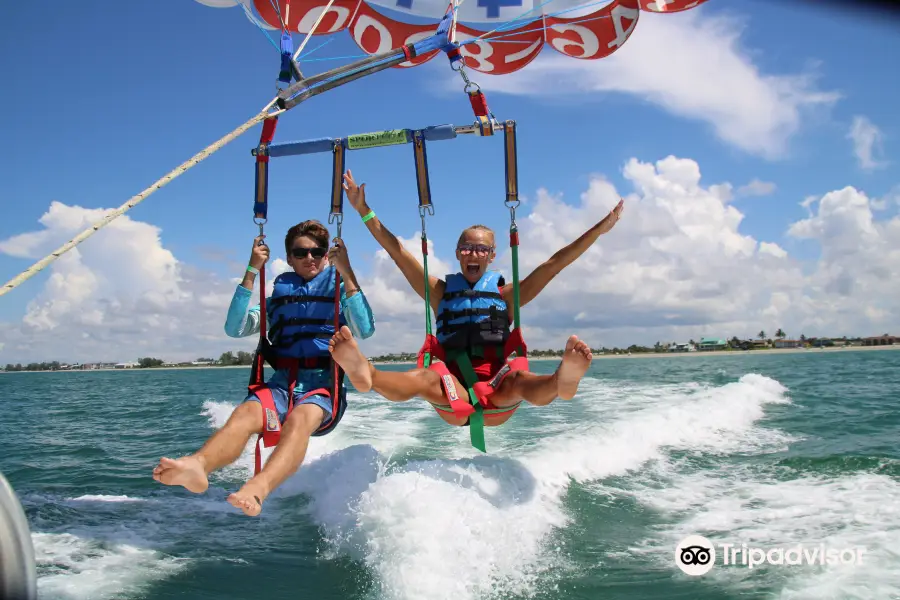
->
[[4, 343, 897, 374], [369, 342, 900, 365], [587, 343, 900, 360]]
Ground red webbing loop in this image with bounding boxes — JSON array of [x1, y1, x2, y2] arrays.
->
[[468, 91, 489, 118], [252, 262, 267, 386], [256, 118, 279, 164]]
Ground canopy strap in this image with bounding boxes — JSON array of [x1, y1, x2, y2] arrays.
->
[[254, 117, 279, 223], [504, 121, 523, 333], [330, 139, 346, 239]]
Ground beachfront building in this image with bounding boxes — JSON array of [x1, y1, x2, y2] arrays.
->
[[669, 342, 694, 352], [698, 338, 727, 351], [774, 339, 803, 348], [863, 335, 897, 346]]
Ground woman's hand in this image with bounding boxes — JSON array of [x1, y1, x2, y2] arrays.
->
[[342, 169, 368, 214], [248, 235, 269, 270], [596, 199, 624, 234], [328, 238, 351, 275]]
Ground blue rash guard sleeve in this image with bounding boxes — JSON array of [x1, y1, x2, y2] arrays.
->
[[223, 281, 375, 339]]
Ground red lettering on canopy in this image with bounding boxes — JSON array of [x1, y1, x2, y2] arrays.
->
[[454, 22, 545, 75], [351, 3, 437, 65], [546, 0, 639, 60]]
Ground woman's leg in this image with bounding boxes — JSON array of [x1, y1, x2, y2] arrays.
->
[[489, 335, 593, 408]]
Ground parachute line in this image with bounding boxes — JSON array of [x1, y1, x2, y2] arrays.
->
[[240, 2, 281, 52], [472, 0, 560, 42], [297, 37, 336, 60], [468, 0, 615, 44], [298, 53, 371, 63], [292, 0, 340, 60], [268, 0, 288, 31]]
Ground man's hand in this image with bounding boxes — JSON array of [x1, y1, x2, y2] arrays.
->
[[328, 238, 351, 275], [249, 235, 269, 270]]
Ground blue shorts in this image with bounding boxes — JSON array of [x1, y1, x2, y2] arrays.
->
[[244, 383, 333, 426]]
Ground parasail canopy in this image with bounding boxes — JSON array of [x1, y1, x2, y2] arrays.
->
[[195, 0, 708, 75]]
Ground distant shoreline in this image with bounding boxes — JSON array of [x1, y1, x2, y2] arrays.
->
[[4, 343, 898, 374]]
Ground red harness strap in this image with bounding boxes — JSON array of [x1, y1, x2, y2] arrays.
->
[[251, 381, 332, 475], [417, 327, 529, 420]]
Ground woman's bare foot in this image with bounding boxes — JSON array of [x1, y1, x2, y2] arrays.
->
[[152, 456, 209, 493], [328, 325, 373, 392], [556, 335, 593, 400], [227, 478, 268, 517]]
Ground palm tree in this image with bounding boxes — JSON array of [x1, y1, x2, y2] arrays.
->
[[758, 330, 766, 340], [775, 328, 786, 339]]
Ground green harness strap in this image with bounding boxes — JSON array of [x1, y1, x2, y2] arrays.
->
[[422, 231, 433, 369], [446, 348, 486, 452]]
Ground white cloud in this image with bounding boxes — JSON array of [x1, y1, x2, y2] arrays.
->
[[0, 202, 240, 364], [848, 115, 888, 171], [467, 8, 839, 159], [351, 156, 899, 351], [737, 178, 777, 197], [2, 158, 899, 364], [758, 242, 787, 258]]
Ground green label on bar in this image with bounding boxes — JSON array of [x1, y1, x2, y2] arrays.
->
[[347, 129, 408, 150]]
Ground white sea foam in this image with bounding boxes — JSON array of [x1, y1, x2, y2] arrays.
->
[[32, 532, 183, 600], [264, 373, 796, 600]]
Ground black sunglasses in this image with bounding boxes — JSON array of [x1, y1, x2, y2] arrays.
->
[[291, 246, 327, 259]]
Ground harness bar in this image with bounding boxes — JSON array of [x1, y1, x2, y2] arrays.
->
[[252, 122, 509, 159]]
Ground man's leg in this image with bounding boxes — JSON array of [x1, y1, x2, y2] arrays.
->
[[489, 335, 594, 408], [152, 400, 262, 493], [226, 403, 325, 517]]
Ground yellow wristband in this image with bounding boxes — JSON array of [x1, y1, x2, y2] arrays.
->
[[361, 210, 375, 223]]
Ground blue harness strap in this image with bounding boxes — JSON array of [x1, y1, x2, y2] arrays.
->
[[279, 32, 294, 84]]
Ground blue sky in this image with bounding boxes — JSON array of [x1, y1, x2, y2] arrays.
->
[[0, 0, 898, 363]]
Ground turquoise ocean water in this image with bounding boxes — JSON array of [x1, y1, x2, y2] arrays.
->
[[1, 348, 898, 600]]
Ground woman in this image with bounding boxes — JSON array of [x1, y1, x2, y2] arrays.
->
[[152, 220, 375, 516], [326, 170, 623, 434]]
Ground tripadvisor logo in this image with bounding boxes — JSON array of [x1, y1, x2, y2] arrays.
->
[[676, 535, 716, 576], [675, 535, 867, 575]]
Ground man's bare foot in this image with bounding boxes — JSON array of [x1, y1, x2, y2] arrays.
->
[[328, 325, 373, 393], [227, 479, 268, 517], [556, 335, 593, 400], [152, 456, 209, 493]]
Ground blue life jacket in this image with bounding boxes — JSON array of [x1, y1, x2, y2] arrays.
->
[[266, 266, 346, 366], [251, 265, 348, 440], [436, 270, 510, 351]]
